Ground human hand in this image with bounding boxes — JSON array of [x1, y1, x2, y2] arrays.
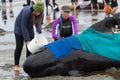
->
[[25, 41, 30, 45]]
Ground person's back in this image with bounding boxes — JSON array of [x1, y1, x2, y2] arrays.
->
[[14, 6, 34, 38]]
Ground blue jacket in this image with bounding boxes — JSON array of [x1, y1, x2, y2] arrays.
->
[[14, 6, 42, 42]]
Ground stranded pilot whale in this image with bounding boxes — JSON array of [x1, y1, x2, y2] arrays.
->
[[23, 13, 120, 78]]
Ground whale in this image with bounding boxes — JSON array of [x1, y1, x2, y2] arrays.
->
[[23, 13, 120, 78]]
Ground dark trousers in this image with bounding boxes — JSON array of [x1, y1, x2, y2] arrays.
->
[[27, 0, 31, 5], [53, 0, 58, 7], [14, 33, 33, 65], [2, 0, 12, 3], [46, 1, 53, 16]]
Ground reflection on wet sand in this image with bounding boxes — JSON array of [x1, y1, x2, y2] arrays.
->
[[2, 7, 7, 25], [0, 28, 5, 33], [1, 0, 14, 25]]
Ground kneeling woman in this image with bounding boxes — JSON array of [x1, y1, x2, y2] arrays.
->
[[23, 13, 120, 77]]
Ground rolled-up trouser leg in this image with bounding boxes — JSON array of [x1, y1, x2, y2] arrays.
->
[[23, 47, 57, 77]]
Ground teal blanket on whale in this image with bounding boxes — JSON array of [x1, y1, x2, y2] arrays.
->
[[75, 27, 120, 61]]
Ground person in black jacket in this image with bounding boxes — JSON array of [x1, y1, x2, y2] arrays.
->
[[14, 0, 44, 72]]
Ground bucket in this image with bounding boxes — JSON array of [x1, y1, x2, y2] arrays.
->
[[27, 34, 48, 53], [103, 4, 112, 14]]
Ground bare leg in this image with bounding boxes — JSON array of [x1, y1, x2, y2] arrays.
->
[[9, 0, 13, 9], [75, 1, 78, 7], [2, 0, 6, 9], [97, 3, 99, 12], [90, 3, 94, 13], [73, 3, 77, 17]]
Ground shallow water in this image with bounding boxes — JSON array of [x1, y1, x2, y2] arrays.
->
[[0, 0, 120, 80]]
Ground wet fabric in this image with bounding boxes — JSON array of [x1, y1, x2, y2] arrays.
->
[[45, 36, 82, 59], [75, 27, 120, 61]]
